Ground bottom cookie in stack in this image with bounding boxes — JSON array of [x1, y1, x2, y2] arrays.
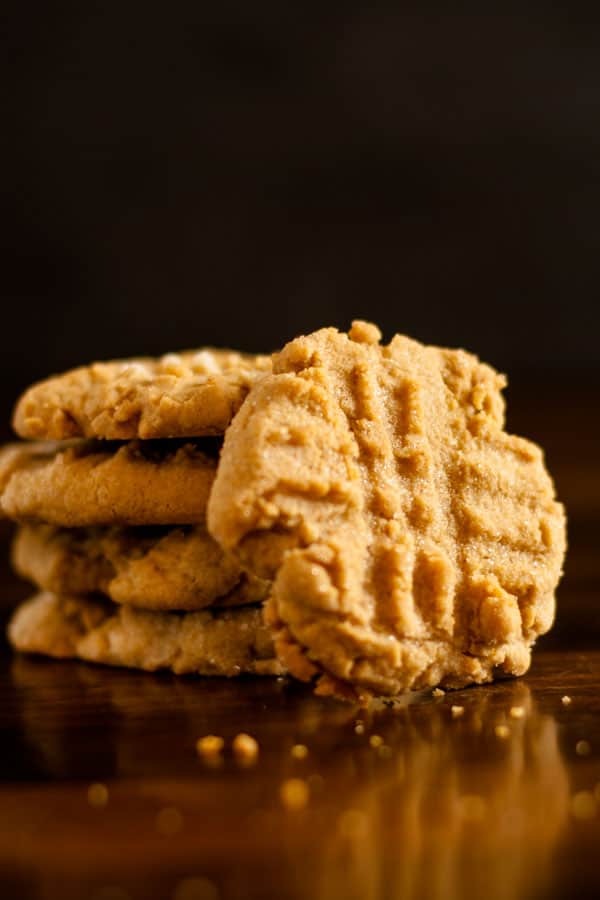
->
[[8, 592, 284, 677]]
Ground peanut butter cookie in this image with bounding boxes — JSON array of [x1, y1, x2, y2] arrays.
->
[[8, 592, 284, 677], [13, 523, 269, 611], [208, 321, 566, 700], [0, 440, 216, 526], [13, 349, 271, 441]]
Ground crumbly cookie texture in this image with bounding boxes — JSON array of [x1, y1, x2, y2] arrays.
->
[[0, 440, 216, 526], [8, 592, 284, 677], [12, 523, 269, 611], [13, 349, 272, 441], [207, 321, 567, 700]]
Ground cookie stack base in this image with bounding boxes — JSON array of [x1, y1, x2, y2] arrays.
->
[[8, 593, 284, 678]]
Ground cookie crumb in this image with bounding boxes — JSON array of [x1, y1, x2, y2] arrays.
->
[[460, 794, 487, 822], [196, 735, 224, 760], [451, 705, 465, 719], [571, 791, 597, 821], [494, 724, 510, 739], [307, 773, 325, 792], [338, 808, 369, 839], [576, 740, 591, 757], [173, 876, 219, 900], [354, 722, 365, 735], [87, 782, 108, 808], [232, 733, 259, 764], [509, 706, 525, 719], [90, 885, 130, 900], [280, 778, 309, 810], [432, 688, 445, 698], [349, 320, 382, 345], [155, 807, 183, 836], [291, 743, 308, 760], [561, 695, 572, 706], [369, 734, 384, 748]]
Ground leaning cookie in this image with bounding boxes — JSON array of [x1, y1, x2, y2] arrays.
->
[[12, 523, 269, 611], [0, 440, 216, 526], [8, 593, 284, 677], [207, 321, 566, 700], [13, 349, 272, 441]]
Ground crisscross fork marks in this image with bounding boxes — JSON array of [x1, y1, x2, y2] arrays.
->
[[207, 322, 566, 698]]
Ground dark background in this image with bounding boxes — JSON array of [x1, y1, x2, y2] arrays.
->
[[2, 4, 600, 419]]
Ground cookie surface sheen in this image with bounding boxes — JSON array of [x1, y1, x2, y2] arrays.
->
[[13, 349, 272, 441], [207, 321, 566, 699]]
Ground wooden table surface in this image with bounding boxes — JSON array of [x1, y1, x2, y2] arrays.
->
[[0, 381, 599, 900]]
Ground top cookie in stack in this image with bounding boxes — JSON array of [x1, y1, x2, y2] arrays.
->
[[4, 349, 285, 678]]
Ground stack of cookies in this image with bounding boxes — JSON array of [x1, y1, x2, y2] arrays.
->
[[2, 349, 285, 678], [3, 324, 567, 701]]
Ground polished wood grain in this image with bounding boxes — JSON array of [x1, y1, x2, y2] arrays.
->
[[0, 383, 598, 900]]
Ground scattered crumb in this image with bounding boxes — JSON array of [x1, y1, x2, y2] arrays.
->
[[576, 740, 591, 757], [90, 886, 130, 900], [291, 743, 308, 760], [561, 695, 572, 706], [338, 808, 369, 839], [173, 876, 219, 900], [307, 773, 324, 792], [280, 778, 309, 810], [432, 688, 445, 698], [509, 706, 525, 719], [369, 734, 384, 748], [196, 735, 224, 760], [460, 794, 487, 822], [571, 791, 597, 821], [155, 807, 183, 836], [494, 725, 510, 739], [232, 733, 259, 764], [87, 782, 108, 808], [354, 723, 365, 735], [451, 705, 465, 719]]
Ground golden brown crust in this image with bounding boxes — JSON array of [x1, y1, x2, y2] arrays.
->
[[12, 523, 269, 611], [7, 592, 284, 677], [208, 321, 567, 699], [13, 349, 272, 441], [0, 440, 216, 526]]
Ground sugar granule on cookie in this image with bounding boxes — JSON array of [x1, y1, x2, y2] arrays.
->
[[207, 320, 566, 700]]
